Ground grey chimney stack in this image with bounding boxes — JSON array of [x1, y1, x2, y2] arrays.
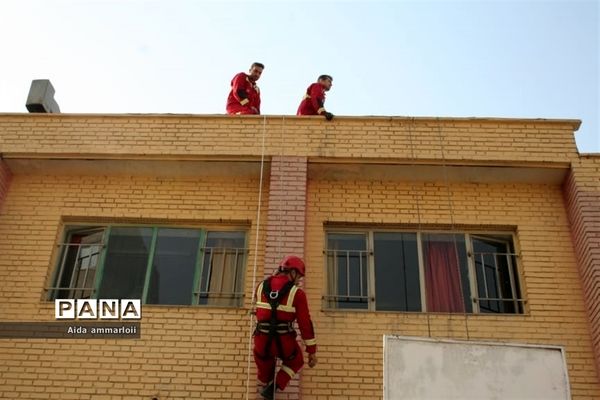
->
[[25, 79, 60, 113]]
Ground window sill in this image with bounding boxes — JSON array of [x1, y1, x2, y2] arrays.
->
[[320, 308, 530, 317]]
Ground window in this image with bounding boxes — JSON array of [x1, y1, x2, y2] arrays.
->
[[48, 225, 248, 307], [325, 230, 523, 314], [471, 235, 522, 314], [374, 232, 421, 312], [422, 233, 471, 313], [52, 227, 104, 300], [325, 233, 368, 309], [198, 231, 247, 307]]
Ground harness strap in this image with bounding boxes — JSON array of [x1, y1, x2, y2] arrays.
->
[[260, 278, 295, 360], [256, 322, 294, 334]]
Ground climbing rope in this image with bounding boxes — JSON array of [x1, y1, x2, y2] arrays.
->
[[271, 116, 288, 400], [271, 115, 285, 400], [435, 118, 470, 340], [245, 116, 288, 400], [406, 117, 431, 337], [275, 116, 286, 267], [245, 115, 268, 400]]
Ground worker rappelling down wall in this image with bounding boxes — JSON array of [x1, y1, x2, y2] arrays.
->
[[384, 336, 570, 400]]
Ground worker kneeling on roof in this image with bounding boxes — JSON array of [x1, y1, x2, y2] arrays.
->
[[253, 255, 317, 400], [297, 74, 334, 121]]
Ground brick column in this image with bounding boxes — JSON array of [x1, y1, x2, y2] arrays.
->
[[0, 159, 12, 212], [264, 156, 308, 271], [563, 162, 600, 378], [262, 156, 308, 400]]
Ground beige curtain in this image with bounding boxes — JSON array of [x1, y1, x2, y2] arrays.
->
[[206, 242, 242, 307]]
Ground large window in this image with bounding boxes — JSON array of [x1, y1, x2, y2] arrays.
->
[[48, 225, 248, 307], [325, 230, 523, 314]]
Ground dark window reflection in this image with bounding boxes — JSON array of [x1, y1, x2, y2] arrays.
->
[[146, 228, 200, 305], [98, 227, 153, 299], [374, 232, 421, 311]]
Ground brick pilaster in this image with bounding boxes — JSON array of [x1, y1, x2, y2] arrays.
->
[[564, 162, 600, 378], [261, 156, 308, 400], [264, 156, 308, 273]]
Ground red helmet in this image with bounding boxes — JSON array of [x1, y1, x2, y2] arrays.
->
[[279, 255, 306, 276]]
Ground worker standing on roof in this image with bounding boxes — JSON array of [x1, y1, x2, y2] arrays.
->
[[297, 74, 334, 121], [253, 255, 317, 400], [226, 62, 264, 115]]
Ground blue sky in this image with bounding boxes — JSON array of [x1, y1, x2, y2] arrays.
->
[[1, 0, 598, 152]]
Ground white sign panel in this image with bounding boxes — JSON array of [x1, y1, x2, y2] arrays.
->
[[384, 336, 570, 400]]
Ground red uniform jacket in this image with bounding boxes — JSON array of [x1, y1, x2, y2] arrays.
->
[[255, 275, 317, 354], [297, 83, 326, 116], [226, 72, 261, 114]]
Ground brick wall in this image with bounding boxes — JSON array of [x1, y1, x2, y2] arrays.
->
[[302, 178, 600, 399], [1, 176, 598, 399], [0, 114, 580, 164], [564, 156, 600, 379], [263, 156, 308, 270], [0, 174, 269, 399], [0, 159, 12, 212], [1, 114, 598, 399]]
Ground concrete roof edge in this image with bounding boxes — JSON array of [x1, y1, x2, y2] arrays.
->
[[0, 112, 582, 130], [1, 152, 572, 169]]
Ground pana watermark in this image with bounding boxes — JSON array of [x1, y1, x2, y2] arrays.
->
[[55, 299, 141, 320]]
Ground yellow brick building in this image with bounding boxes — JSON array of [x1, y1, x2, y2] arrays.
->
[[0, 114, 598, 399]]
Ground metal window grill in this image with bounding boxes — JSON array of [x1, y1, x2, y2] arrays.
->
[[473, 251, 525, 313], [195, 247, 248, 305], [324, 249, 369, 308]]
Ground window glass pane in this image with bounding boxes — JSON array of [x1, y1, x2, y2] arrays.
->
[[374, 232, 421, 312], [98, 227, 153, 299], [199, 231, 246, 307], [472, 235, 521, 314], [53, 228, 104, 299], [146, 228, 200, 305], [326, 233, 368, 310], [422, 233, 471, 313]]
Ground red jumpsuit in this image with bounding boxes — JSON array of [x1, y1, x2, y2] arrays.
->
[[253, 274, 317, 390], [297, 83, 327, 116], [226, 72, 261, 115]]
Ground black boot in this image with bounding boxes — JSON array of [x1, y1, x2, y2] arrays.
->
[[259, 381, 275, 400]]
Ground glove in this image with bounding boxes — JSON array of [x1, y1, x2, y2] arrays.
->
[[308, 353, 318, 368], [324, 112, 334, 121]]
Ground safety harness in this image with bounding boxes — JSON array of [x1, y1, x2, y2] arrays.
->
[[256, 278, 296, 360]]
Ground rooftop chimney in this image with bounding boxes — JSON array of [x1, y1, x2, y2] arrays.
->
[[26, 79, 60, 113]]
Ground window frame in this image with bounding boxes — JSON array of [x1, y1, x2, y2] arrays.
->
[[194, 230, 249, 306], [47, 223, 249, 307], [324, 228, 525, 314], [48, 226, 107, 300], [323, 231, 370, 309], [468, 233, 522, 314]]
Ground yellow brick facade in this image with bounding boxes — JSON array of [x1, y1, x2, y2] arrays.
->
[[0, 113, 598, 399], [0, 174, 270, 399], [305, 180, 598, 398], [0, 114, 580, 162]]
